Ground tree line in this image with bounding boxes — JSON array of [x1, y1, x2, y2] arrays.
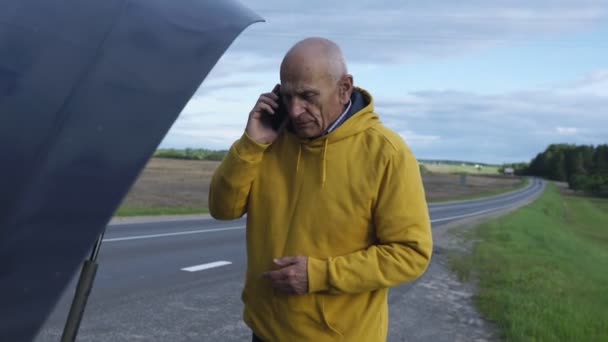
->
[[154, 148, 227, 161], [418, 159, 498, 167], [504, 144, 608, 197]]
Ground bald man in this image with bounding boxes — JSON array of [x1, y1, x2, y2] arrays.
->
[[209, 38, 433, 342]]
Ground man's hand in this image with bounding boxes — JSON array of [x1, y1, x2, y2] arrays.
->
[[262, 256, 308, 295], [245, 84, 287, 144]]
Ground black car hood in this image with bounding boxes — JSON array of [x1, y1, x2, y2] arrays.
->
[[0, 0, 262, 340]]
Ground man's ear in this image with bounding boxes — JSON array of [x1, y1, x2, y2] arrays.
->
[[339, 74, 354, 104]]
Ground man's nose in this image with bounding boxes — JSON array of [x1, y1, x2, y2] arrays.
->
[[287, 97, 305, 118]]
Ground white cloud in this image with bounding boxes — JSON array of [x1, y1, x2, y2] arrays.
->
[[160, 125, 244, 150], [231, 0, 607, 65], [556, 127, 580, 135], [398, 131, 441, 147], [371, 70, 608, 163], [162, 69, 608, 163], [555, 69, 608, 97]]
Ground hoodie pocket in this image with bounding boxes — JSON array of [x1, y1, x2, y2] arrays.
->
[[318, 295, 345, 339], [320, 291, 389, 341], [281, 293, 343, 340]]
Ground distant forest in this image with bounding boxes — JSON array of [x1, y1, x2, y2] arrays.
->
[[418, 159, 499, 167], [154, 148, 227, 161], [505, 144, 608, 197]]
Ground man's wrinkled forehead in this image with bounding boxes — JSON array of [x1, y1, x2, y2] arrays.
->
[[280, 76, 336, 99], [280, 65, 333, 93], [280, 82, 319, 97]]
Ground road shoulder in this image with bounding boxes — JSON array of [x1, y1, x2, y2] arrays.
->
[[108, 214, 214, 225]]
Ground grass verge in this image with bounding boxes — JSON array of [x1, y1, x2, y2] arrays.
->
[[450, 184, 608, 341], [115, 206, 209, 217]]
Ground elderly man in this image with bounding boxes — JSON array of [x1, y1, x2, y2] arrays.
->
[[209, 37, 432, 342]]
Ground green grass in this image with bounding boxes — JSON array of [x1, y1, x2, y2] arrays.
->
[[115, 206, 209, 217], [450, 184, 608, 341], [589, 198, 608, 213]]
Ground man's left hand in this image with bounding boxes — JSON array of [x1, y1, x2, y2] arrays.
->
[[262, 256, 308, 295]]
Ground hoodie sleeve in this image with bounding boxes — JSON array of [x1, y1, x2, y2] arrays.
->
[[308, 145, 433, 294], [208, 132, 269, 220]]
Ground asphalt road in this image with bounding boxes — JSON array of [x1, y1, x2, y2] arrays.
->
[[34, 178, 545, 342]]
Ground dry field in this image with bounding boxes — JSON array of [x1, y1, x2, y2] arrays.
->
[[119, 158, 217, 209], [119, 158, 523, 213], [423, 173, 522, 202], [421, 163, 501, 175]]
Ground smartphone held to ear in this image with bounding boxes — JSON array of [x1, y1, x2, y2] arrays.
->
[[264, 85, 288, 131]]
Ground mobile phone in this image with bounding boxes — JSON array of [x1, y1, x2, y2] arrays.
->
[[267, 85, 288, 131]]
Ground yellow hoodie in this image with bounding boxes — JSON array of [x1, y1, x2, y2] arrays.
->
[[209, 88, 432, 341]]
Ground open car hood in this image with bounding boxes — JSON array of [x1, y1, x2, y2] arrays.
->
[[0, 0, 262, 340]]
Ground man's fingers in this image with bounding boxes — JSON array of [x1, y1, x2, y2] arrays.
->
[[263, 266, 306, 295], [256, 102, 275, 115], [259, 95, 279, 107], [264, 90, 279, 102], [274, 256, 299, 266], [270, 281, 294, 294], [263, 268, 295, 285], [262, 269, 287, 282], [271, 84, 280, 98], [263, 258, 307, 295], [268, 275, 296, 294]]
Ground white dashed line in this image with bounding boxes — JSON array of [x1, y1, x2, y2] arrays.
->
[[181, 261, 232, 272]]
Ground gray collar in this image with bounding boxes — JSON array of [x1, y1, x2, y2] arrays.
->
[[325, 99, 352, 135]]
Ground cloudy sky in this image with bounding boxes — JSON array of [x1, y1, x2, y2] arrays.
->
[[160, 0, 608, 164]]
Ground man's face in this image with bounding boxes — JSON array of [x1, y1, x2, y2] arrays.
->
[[280, 70, 345, 139]]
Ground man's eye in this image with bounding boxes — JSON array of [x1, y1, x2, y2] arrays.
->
[[302, 92, 315, 99]]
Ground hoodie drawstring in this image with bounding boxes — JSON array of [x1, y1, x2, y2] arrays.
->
[[294, 139, 328, 187], [322, 138, 328, 187], [296, 144, 302, 173]]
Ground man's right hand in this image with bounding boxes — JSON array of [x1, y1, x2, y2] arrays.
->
[[245, 84, 287, 144]]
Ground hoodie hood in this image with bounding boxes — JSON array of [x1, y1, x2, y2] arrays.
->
[[290, 87, 377, 147], [324, 87, 369, 136], [285, 87, 378, 186]]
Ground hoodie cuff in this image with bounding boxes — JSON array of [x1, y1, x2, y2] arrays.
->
[[233, 132, 270, 162], [308, 257, 329, 293]]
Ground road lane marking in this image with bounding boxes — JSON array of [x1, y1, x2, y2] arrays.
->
[[431, 184, 543, 223], [102, 226, 245, 242], [181, 261, 232, 272], [429, 184, 538, 210], [431, 205, 515, 223], [102, 186, 540, 243]]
